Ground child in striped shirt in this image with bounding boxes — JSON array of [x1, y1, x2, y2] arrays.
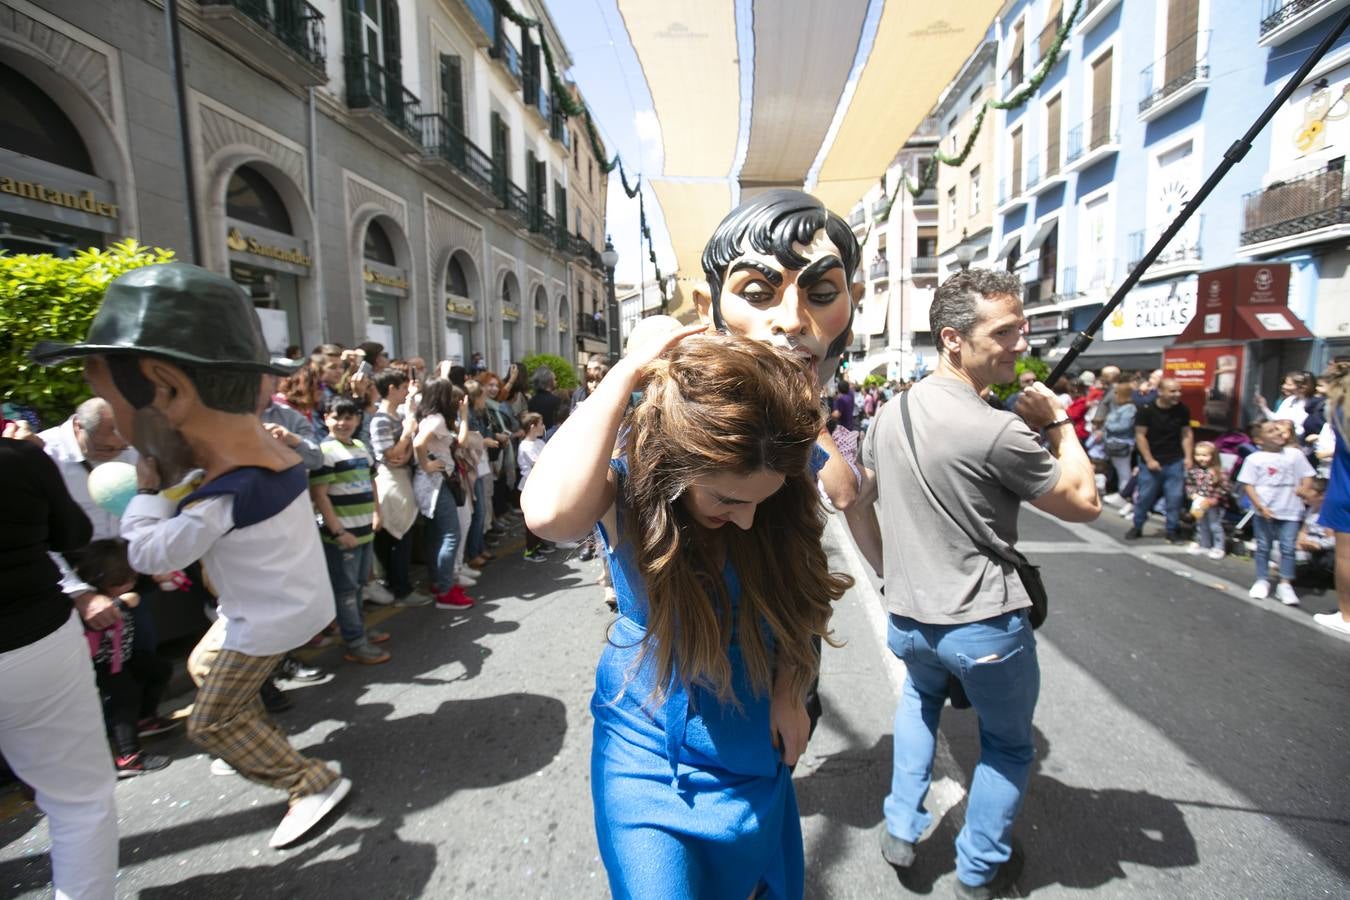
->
[[311, 396, 391, 665]]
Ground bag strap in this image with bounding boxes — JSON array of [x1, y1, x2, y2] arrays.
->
[[899, 390, 1029, 568]]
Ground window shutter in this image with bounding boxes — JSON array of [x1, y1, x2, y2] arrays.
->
[[441, 53, 464, 132], [1012, 129, 1023, 195], [1164, 0, 1199, 84], [342, 0, 361, 59], [1005, 22, 1024, 74], [1091, 50, 1113, 147], [381, 0, 401, 81], [1046, 95, 1061, 172]]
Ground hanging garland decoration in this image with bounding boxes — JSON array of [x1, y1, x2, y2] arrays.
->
[[488, 0, 664, 296], [874, 0, 1083, 222]]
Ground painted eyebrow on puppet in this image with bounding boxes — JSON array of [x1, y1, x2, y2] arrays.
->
[[728, 260, 784, 286], [797, 256, 843, 289]]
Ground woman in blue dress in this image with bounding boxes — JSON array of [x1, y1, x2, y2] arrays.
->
[[1316, 361, 1350, 636], [523, 329, 852, 898]]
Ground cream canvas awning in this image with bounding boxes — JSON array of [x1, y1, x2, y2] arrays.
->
[[612, 0, 1001, 300]]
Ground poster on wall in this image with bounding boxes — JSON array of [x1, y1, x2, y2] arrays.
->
[[501, 338, 513, 368], [1162, 343, 1245, 431], [443, 329, 465, 366], [366, 324, 394, 355], [255, 307, 290, 356], [1104, 279, 1197, 341]]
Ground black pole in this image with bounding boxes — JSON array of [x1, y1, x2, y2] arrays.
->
[[164, 0, 202, 264], [1046, 8, 1350, 386]]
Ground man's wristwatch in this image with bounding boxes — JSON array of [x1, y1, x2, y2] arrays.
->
[[1046, 417, 1073, 430]]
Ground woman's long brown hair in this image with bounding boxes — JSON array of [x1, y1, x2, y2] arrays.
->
[[620, 335, 853, 706]]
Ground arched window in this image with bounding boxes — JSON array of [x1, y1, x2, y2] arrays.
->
[[446, 255, 469, 297], [534, 286, 547, 315], [364, 220, 396, 264], [226, 165, 292, 233], [501, 276, 515, 305], [0, 61, 94, 174]]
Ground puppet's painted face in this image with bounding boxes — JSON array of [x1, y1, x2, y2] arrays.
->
[[707, 228, 853, 377]]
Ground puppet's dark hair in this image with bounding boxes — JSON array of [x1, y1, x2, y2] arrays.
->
[[700, 189, 860, 357]]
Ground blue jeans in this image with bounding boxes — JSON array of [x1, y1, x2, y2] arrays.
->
[[465, 476, 489, 559], [1133, 459, 1186, 533], [322, 540, 372, 649], [426, 487, 462, 593], [884, 611, 1039, 887], [1253, 516, 1300, 582], [1195, 506, 1225, 550]]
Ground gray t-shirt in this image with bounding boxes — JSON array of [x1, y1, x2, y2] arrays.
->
[[861, 375, 1060, 624]]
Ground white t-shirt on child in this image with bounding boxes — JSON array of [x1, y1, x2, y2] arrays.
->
[[1237, 447, 1315, 521], [517, 437, 544, 487]]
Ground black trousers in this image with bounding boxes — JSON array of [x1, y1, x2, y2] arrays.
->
[[96, 651, 172, 756]]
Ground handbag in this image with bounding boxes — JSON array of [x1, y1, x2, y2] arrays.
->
[[444, 463, 467, 506], [899, 391, 1047, 629]]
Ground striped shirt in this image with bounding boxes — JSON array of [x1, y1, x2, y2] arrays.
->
[[312, 438, 376, 544]]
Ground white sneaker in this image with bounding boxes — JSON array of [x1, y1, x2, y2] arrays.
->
[[1103, 493, 1122, 506], [1275, 582, 1301, 606], [455, 572, 478, 587], [269, 776, 351, 849], [1248, 580, 1271, 600], [1313, 612, 1350, 635], [1186, 542, 1204, 555], [363, 582, 395, 606], [210, 757, 237, 776], [1118, 503, 1134, 518], [1206, 547, 1226, 561]]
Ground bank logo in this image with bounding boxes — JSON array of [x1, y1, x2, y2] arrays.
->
[[226, 228, 248, 252], [1255, 268, 1274, 292]]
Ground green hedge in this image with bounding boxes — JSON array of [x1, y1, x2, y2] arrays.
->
[[520, 353, 580, 391], [989, 356, 1051, 402], [1, 239, 175, 427]]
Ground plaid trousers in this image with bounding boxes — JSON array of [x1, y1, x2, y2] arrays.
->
[[186, 618, 336, 803]]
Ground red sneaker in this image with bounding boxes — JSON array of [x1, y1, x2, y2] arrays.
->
[[435, 586, 474, 609]]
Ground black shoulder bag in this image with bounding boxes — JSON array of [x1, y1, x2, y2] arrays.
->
[[898, 391, 1048, 630]]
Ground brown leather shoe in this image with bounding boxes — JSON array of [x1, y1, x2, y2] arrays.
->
[[467, 555, 489, 569]]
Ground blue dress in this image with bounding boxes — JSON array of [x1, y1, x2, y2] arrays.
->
[[591, 459, 803, 900], [1321, 421, 1350, 532]]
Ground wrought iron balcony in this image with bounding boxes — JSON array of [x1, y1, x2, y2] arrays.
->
[[576, 310, 608, 339], [1128, 217, 1205, 270], [1139, 31, 1210, 116], [460, 0, 495, 43], [1065, 106, 1119, 167], [912, 256, 938, 275], [491, 33, 522, 85], [345, 54, 422, 147], [913, 187, 938, 207], [419, 114, 495, 196], [501, 181, 530, 224], [1261, 0, 1343, 39], [869, 259, 889, 280], [1241, 163, 1350, 245], [199, 0, 326, 85], [849, 207, 867, 227], [550, 99, 569, 146], [1002, 54, 1025, 98], [997, 174, 1024, 208]]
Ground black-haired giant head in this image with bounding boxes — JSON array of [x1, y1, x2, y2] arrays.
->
[[694, 189, 862, 382]]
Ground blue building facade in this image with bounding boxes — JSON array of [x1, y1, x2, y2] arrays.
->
[[979, 0, 1350, 380]]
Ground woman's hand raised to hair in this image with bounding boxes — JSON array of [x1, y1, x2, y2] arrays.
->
[[614, 321, 710, 384]]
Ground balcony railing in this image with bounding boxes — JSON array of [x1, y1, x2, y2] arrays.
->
[[201, 0, 326, 68], [1262, 0, 1336, 37], [576, 310, 607, 339], [914, 186, 938, 206], [491, 32, 522, 85], [869, 259, 890, 280], [1241, 163, 1350, 245], [1128, 216, 1205, 269], [998, 174, 1023, 207], [1139, 31, 1210, 115], [1066, 106, 1119, 163], [535, 89, 551, 122], [912, 256, 938, 274], [550, 99, 568, 145], [849, 208, 867, 227], [420, 114, 495, 194], [1026, 153, 1043, 190], [1063, 259, 1119, 296], [461, 0, 495, 42], [345, 54, 422, 144], [502, 181, 530, 223]]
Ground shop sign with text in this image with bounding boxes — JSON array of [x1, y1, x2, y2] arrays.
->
[[226, 220, 311, 271], [1162, 343, 1246, 431], [1104, 278, 1196, 341]]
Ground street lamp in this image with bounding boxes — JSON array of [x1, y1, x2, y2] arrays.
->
[[955, 228, 975, 271], [601, 236, 620, 359]]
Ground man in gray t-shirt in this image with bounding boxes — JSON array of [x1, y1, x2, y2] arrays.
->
[[852, 269, 1099, 897]]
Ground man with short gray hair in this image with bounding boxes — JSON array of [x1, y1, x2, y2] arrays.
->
[[527, 364, 563, 431], [853, 269, 1099, 898]]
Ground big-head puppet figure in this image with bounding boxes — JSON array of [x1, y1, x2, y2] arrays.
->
[[690, 190, 867, 745], [693, 189, 865, 509], [31, 263, 351, 850]]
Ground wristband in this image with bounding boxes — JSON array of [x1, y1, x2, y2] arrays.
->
[[1046, 418, 1073, 430], [137, 487, 159, 495]]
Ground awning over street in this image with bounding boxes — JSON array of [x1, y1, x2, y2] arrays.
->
[[1234, 305, 1315, 340], [1072, 335, 1170, 372], [1024, 216, 1059, 253], [995, 230, 1022, 262]]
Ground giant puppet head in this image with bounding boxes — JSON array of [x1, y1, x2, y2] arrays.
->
[[31, 262, 295, 483], [693, 189, 863, 384]]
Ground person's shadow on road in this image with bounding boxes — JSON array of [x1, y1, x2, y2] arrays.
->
[[890, 720, 1199, 895]]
